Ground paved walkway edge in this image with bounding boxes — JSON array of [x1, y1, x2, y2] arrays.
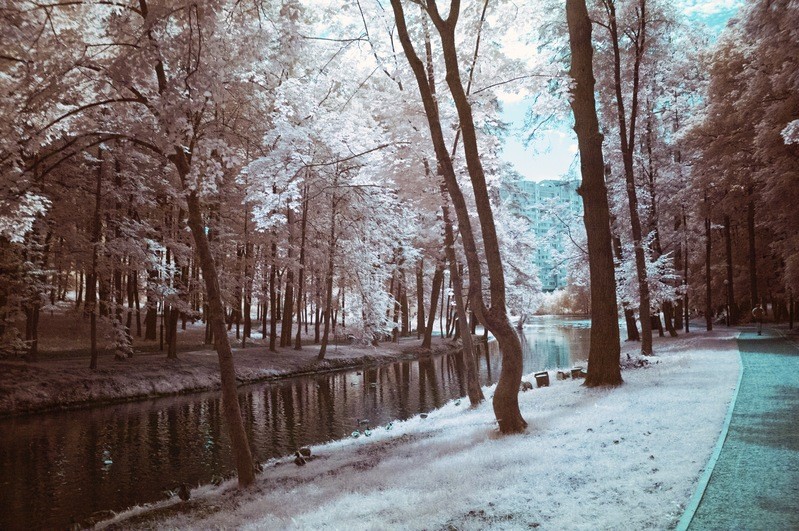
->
[[675, 332, 744, 531]]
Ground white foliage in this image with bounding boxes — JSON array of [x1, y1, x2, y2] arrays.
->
[[781, 119, 799, 145], [0, 194, 50, 243]]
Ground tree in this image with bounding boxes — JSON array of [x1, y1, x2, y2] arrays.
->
[[596, 0, 654, 355], [390, 0, 526, 433], [566, 0, 622, 386]]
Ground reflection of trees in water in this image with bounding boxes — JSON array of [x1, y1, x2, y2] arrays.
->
[[419, 357, 441, 410], [450, 350, 467, 397], [393, 362, 411, 419], [0, 326, 589, 530], [280, 385, 297, 451], [316, 377, 335, 437]]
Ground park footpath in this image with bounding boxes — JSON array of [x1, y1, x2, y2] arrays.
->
[[679, 325, 799, 530]]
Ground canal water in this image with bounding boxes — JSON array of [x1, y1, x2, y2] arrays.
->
[[0, 317, 590, 529]]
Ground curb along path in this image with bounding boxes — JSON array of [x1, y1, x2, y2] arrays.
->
[[686, 327, 799, 530]]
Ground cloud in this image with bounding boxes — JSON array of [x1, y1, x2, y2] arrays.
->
[[680, 0, 742, 16]]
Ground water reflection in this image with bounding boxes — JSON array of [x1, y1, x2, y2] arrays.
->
[[0, 317, 589, 530]]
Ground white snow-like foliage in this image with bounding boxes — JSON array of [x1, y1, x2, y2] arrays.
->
[[0, 194, 50, 243], [781, 119, 799, 144], [104, 330, 740, 530]]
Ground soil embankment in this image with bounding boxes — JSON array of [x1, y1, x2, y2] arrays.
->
[[0, 337, 462, 417]]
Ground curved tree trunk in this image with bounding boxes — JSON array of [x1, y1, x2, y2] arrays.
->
[[440, 182, 484, 405], [185, 190, 254, 488], [567, 0, 622, 386], [391, 0, 526, 432]]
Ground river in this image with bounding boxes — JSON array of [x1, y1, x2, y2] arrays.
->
[[0, 317, 591, 529]]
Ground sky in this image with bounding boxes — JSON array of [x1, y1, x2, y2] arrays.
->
[[502, 0, 743, 182]]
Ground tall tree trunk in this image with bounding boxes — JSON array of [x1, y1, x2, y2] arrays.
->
[[567, 0, 622, 386], [391, 267, 401, 342], [605, 0, 652, 355], [144, 268, 158, 341], [683, 209, 690, 333], [89, 146, 103, 370], [166, 306, 179, 359], [662, 301, 677, 337], [747, 187, 758, 306], [318, 183, 339, 361], [185, 189, 255, 487], [392, 0, 526, 432], [441, 182, 483, 405], [724, 214, 738, 325], [400, 272, 410, 337], [133, 270, 142, 337], [705, 194, 713, 331], [416, 260, 425, 338], [281, 206, 295, 347], [295, 187, 309, 350], [269, 238, 277, 352], [243, 238, 253, 347]]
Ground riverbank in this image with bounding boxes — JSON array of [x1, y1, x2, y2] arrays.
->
[[0, 336, 461, 417], [101, 328, 741, 530]]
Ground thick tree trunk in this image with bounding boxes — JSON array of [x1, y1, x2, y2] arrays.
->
[[185, 190, 254, 487], [662, 300, 677, 337], [567, 0, 622, 386], [624, 308, 640, 341]]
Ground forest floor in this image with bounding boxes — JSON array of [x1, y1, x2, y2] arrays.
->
[[99, 327, 747, 530], [0, 307, 460, 417]]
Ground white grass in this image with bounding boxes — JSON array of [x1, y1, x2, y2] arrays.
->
[[102, 328, 740, 530]]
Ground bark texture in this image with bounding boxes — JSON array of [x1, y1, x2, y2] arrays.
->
[[567, 0, 622, 387], [185, 190, 255, 488], [391, 0, 526, 432]]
